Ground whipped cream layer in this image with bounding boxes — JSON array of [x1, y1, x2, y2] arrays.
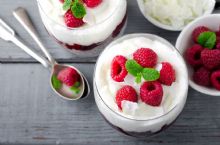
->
[[37, 0, 127, 46], [95, 36, 188, 120]]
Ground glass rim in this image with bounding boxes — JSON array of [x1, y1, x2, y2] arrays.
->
[[94, 33, 189, 122], [36, 0, 125, 30]]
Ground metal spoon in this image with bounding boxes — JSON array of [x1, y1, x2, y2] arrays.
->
[[13, 7, 90, 100], [0, 16, 90, 101]]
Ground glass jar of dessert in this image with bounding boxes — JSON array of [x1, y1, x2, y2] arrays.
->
[[37, 0, 127, 57], [94, 33, 189, 137]]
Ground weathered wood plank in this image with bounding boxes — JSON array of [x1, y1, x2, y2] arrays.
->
[[0, 63, 220, 145]]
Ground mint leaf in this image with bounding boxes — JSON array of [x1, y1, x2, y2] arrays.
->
[[125, 60, 143, 76], [198, 31, 216, 49], [52, 75, 62, 90], [135, 73, 142, 84], [73, 81, 80, 88], [142, 68, 160, 81], [63, 0, 72, 11], [70, 86, 80, 94], [71, 1, 86, 18]]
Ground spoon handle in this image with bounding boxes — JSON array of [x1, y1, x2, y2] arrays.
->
[[13, 7, 56, 65], [0, 18, 50, 68], [11, 37, 51, 68]]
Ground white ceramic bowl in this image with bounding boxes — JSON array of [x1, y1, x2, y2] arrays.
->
[[136, 0, 216, 31], [176, 14, 220, 96]]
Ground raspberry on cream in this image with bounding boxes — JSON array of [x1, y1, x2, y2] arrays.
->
[[37, 0, 127, 56], [94, 34, 188, 134]]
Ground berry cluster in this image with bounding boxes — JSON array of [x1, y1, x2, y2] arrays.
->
[[52, 67, 81, 94], [60, 0, 102, 28], [185, 26, 220, 90], [111, 48, 176, 110]]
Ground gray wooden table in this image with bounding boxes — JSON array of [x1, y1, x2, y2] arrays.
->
[[0, 0, 220, 145]]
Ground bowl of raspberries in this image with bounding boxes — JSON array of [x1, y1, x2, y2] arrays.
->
[[176, 14, 220, 96]]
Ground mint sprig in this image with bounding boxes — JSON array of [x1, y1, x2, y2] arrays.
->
[[63, 0, 72, 11], [71, 0, 86, 18], [135, 73, 142, 84], [63, 0, 86, 19], [52, 75, 62, 90], [70, 81, 81, 94], [70, 86, 80, 94], [142, 68, 160, 81], [126, 60, 143, 76], [125, 59, 160, 83], [197, 31, 216, 49]]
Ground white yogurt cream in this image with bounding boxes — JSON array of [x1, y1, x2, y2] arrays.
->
[[37, 0, 127, 46], [137, 0, 215, 29], [94, 34, 188, 132]]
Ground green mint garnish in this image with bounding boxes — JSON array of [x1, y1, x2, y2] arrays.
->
[[52, 75, 62, 90], [125, 60, 143, 76], [125, 59, 160, 83], [70, 86, 80, 94], [197, 31, 216, 49], [63, 0, 73, 11], [73, 81, 80, 88], [135, 73, 142, 84], [63, 0, 86, 19], [142, 68, 160, 81], [71, 1, 86, 18]]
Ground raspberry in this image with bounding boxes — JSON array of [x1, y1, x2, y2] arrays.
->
[[185, 44, 203, 68], [59, 0, 64, 3], [57, 67, 80, 87], [140, 81, 163, 106], [64, 10, 84, 28], [201, 49, 220, 70], [133, 48, 157, 68], [211, 70, 220, 90], [192, 26, 209, 43], [83, 0, 102, 8], [116, 86, 138, 110], [111, 55, 128, 82], [159, 62, 176, 86], [193, 67, 211, 87]]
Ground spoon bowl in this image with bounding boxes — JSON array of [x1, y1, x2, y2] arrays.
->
[[50, 64, 85, 101]]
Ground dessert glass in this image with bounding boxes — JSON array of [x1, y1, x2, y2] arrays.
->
[[36, 0, 127, 57], [93, 33, 189, 137]]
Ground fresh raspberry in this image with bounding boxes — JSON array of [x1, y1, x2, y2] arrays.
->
[[140, 81, 163, 106], [64, 10, 84, 28], [116, 85, 138, 110], [185, 44, 203, 68], [57, 67, 80, 87], [111, 55, 128, 82], [59, 0, 64, 3], [201, 49, 220, 70], [159, 62, 176, 86], [193, 67, 211, 87], [83, 0, 102, 8], [133, 48, 157, 68], [211, 70, 220, 90], [192, 26, 209, 43]]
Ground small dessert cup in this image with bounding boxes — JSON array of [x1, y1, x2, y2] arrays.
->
[[94, 33, 188, 137], [37, 0, 127, 57]]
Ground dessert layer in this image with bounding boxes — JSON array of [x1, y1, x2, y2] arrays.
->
[[95, 36, 188, 120], [38, 0, 127, 46]]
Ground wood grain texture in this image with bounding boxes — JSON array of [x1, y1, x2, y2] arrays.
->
[[0, 0, 220, 145]]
